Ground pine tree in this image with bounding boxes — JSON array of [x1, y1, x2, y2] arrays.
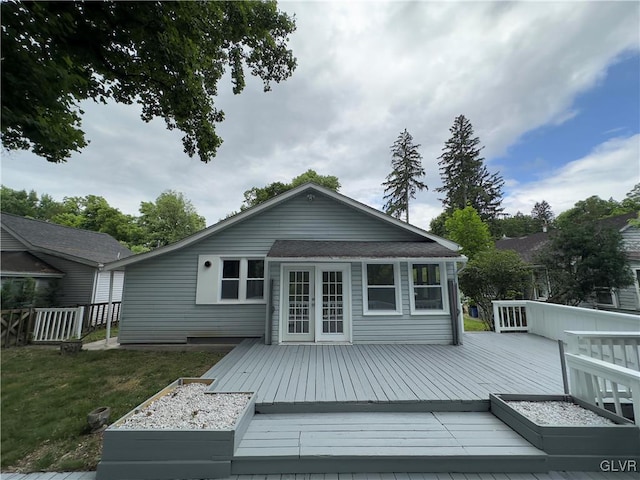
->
[[382, 129, 428, 223], [436, 115, 504, 221], [531, 200, 554, 230]]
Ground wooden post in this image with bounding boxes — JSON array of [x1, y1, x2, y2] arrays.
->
[[105, 270, 115, 346], [558, 339, 569, 394]]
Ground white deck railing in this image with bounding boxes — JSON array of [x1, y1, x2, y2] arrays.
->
[[566, 352, 640, 423], [491, 300, 640, 342], [492, 301, 528, 333], [32, 306, 84, 342]]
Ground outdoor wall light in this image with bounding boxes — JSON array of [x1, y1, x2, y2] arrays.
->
[[204, 261, 212, 268]]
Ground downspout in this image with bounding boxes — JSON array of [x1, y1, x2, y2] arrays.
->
[[452, 259, 468, 345], [264, 260, 272, 345]]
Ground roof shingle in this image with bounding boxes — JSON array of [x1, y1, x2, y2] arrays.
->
[[1, 213, 133, 265]]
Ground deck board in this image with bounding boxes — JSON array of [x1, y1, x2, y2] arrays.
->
[[235, 412, 546, 460], [209, 333, 564, 404]]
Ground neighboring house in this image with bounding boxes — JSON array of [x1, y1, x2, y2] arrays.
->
[[496, 212, 640, 312], [105, 183, 467, 346], [1, 213, 133, 307], [495, 231, 551, 300]]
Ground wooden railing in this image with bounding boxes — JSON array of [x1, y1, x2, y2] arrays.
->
[[33, 306, 85, 342], [565, 331, 640, 423], [492, 301, 528, 333], [491, 300, 639, 341], [1, 301, 122, 346], [83, 302, 121, 334]]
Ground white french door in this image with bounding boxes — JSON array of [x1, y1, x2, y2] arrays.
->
[[281, 264, 351, 343]]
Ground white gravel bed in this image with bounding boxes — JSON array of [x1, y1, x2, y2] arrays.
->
[[115, 383, 252, 430], [507, 400, 615, 426]]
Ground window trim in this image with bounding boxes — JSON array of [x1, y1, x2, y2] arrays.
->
[[408, 262, 449, 315], [362, 261, 402, 316], [218, 257, 266, 304]]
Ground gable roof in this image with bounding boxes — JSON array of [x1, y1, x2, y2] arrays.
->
[[105, 183, 462, 270], [1, 213, 133, 267]]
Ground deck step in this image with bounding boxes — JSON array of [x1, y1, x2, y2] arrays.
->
[[231, 411, 548, 474]]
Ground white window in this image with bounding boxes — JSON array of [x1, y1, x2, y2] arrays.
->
[[195, 256, 265, 304], [363, 263, 401, 315], [409, 263, 448, 314], [595, 287, 617, 308]]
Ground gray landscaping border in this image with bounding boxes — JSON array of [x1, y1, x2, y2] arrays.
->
[[490, 393, 639, 456], [96, 378, 255, 480]]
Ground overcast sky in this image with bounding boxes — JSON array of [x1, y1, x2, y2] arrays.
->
[[2, 1, 639, 229]]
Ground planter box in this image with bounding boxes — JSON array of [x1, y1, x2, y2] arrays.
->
[[97, 378, 255, 480], [490, 394, 639, 456]]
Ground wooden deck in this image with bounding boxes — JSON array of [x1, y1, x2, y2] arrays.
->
[[233, 411, 548, 474], [203, 333, 564, 407], [3, 472, 639, 480]]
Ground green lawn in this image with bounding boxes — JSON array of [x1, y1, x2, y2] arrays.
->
[[82, 327, 119, 344], [463, 314, 489, 331], [1, 347, 225, 472]]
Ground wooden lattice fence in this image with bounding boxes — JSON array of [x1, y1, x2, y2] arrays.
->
[[1, 308, 35, 348]]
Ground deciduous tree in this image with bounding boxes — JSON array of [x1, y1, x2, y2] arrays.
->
[[436, 115, 504, 221], [444, 206, 491, 259], [382, 129, 427, 223], [138, 190, 206, 248], [1, 1, 296, 163], [241, 170, 340, 210], [459, 249, 531, 330], [536, 221, 633, 305]]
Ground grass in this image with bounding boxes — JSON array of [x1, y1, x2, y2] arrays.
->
[[464, 314, 489, 331], [82, 327, 119, 344], [1, 347, 225, 472]]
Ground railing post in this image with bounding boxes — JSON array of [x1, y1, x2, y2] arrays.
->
[[75, 306, 85, 339], [493, 302, 502, 333]]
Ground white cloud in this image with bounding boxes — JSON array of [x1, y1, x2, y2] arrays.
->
[[1, 2, 638, 228], [502, 134, 640, 215]]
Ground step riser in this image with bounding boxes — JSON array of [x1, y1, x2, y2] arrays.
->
[[256, 400, 489, 414], [231, 456, 549, 474]]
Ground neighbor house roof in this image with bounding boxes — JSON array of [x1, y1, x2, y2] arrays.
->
[[104, 183, 463, 271], [1, 251, 65, 277], [495, 212, 639, 263], [268, 240, 461, 260], [1, 213, 133, 267], [495, 231, 550, 263]]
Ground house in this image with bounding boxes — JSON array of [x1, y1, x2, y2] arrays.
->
[[104, 183, 467, 345], [1, 212, 133, 307], [496, 212, 640, 312]]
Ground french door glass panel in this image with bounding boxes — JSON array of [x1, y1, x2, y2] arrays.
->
[[287, 270, 312, 336], [322, 271, 343, 334]]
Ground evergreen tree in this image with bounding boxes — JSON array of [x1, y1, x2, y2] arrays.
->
[[531, 200, 554, 231], [436, 115, 504, 221], [382, 129, 428, 223]]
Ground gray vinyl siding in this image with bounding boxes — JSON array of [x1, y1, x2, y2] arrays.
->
[[617, 227, 640, 311], [1, 227, 26, 251], [119, 191, 431, 344], [269, 261, 455, 345], [33, 253, 96, 306], [351, 262, 454, 344]]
